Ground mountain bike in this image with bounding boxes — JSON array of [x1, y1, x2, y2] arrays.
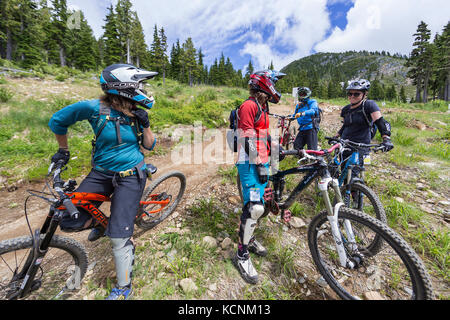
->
[[324, 137, 388, 254], [269, 113, 296, 150], [0, 161, 186, 300], [236, 145, 434, 300]]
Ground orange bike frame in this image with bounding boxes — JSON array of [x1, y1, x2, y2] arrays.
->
[[57, 192, 170, 229]]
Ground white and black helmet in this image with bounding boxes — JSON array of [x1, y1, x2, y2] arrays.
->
[[346, 79, 371, 91], [100, 64, 158, 109]]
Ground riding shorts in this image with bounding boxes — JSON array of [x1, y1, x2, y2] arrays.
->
[[59, 169, 147, 238], [236, 162, 269, 205]]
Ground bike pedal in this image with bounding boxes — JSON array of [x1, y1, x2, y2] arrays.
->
[[263, 188, 274, 202], [281, 210, 292, 222]]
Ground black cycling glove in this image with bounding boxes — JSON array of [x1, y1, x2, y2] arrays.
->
[[256, 164, 269, 184], [132, 108, 150, 128], [382, 137, 394, 152], [51, 148, 70, 165]]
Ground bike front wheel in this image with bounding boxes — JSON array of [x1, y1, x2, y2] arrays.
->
[[340, 182, 387, 254], [136, 171, 186, 230], [308, 207, 434, 300], [0, 235, 88, 300]]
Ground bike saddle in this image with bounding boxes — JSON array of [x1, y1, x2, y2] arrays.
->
[[146, 163, 157, 174]]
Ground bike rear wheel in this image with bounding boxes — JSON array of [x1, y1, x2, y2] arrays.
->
[[136, 171, 186, 230], [307, 207, 434, 300], [0, 235, 88, 300]]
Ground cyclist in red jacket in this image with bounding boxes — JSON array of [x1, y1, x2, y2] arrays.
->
[[234, 70, 285, 284]]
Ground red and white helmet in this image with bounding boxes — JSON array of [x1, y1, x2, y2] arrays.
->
[[248, 70, 284, 104]]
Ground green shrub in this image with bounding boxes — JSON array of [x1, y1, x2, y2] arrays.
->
[[0, 87, 13, 102], [55, 74, 67, 82]]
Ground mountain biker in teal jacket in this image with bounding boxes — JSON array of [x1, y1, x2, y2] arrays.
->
[[48, 64, 157, 300], [293, 87, 319, 150]]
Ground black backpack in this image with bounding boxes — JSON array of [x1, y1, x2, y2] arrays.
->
[[227, 99, 263, 152], [312, 107, 323, 130]]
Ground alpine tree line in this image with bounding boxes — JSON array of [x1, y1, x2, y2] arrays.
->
[[1, 1, 449, 101], [407, 21, 450, 102], [0, 0, 248, 87]]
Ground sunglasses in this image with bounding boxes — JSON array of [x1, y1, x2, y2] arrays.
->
[[347, 92, 362, 98]]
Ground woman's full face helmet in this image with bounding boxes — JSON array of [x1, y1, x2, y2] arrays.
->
[[100, 64, 158, 109], [248, 70, 286, 104]]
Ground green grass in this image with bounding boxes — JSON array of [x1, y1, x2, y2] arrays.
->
[[0, 77, 247, 183]]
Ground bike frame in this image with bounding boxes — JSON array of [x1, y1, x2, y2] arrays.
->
[[270, 148, 359, 269]]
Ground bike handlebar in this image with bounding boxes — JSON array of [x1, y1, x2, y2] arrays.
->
[[48, 161, 79, 219], [325, 136, 384, 152], [281, 143, 341, 158], [268, 113, 296, 121]]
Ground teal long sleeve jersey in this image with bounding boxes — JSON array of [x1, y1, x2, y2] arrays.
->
[[48, 99, 155, 172]]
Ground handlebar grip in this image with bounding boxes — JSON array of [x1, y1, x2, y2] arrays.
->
[[282, 150, 300, 156], [63, 198, 79, 219]]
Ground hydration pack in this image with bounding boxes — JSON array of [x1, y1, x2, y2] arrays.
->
[[226, 99, 262, 152]]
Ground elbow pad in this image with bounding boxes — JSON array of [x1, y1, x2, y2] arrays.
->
[[374, 117, 391, 137], [244, 137, 259, 162]]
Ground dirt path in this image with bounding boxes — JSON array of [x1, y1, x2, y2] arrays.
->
[[0, 101, 342, 240]]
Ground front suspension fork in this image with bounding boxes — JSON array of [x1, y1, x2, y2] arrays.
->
[[318, 177, 358, 269]]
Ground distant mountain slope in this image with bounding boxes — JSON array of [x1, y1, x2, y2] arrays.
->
[[277, 51, 413, 96]]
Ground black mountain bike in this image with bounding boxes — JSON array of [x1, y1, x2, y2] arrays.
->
[[236, 145, 434, 300]]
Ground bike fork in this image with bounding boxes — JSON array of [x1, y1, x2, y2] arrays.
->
[[318, 177, 357, 269]]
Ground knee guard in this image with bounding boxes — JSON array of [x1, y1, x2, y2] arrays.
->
[[111, 237, 135, 287], [239, 202, 264, 245]]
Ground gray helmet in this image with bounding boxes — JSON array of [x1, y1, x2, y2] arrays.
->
[[297, 87, 312, 101], [346, 79, 371, 91]]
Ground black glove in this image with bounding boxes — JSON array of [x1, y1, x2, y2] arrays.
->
[[256, 164, 269, 184], [51, 148, 70, 165], [382, 137, 394, 152], [132, 108, 150, 128]]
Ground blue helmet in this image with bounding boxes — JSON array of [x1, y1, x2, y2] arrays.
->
[[100, 64, 158, 109]]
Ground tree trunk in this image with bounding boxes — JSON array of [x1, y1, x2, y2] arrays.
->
[[163, 68, 166, 86], [136, 55, 140, 68], [423, 72, 430, 103], [415, 76, 422, 103], [126, 38, 131, 64], [6, 27, 12, 60], [59, 46, 66, 67], [445, 74, 450, 101]]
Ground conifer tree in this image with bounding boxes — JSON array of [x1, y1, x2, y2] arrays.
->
[[407, 21, 432, 102], [50, 0, 69, 66], [102, 5, 121, 66], [115, 0, 133, 64], [129, 11, 147, 68]]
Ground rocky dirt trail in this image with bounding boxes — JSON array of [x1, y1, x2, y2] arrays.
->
[[0, 101, 353, 300], [1, 101, 446, 300]]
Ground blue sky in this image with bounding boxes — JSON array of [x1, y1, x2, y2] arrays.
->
[[68, 0, 450, 73]]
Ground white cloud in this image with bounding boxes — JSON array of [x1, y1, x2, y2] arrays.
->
[[128, 0, 331, 70], [315, 0, 450, 55]]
